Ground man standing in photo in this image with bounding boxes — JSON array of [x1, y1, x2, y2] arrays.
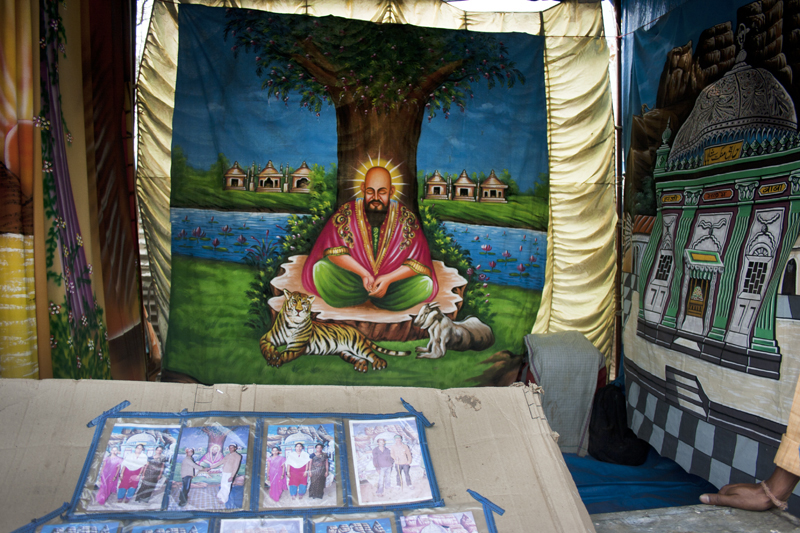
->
[[371, 438, 393, 496], [391, 434, 414, 490], [213, 444, 243, 505], [178, 448, 205, 507]]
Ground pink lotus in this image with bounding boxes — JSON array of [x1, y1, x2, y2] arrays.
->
[[517, 263, 526, 273], [481, 244, 492, 252], [489, 261, 497, 269], [502, 250, 511, 259]]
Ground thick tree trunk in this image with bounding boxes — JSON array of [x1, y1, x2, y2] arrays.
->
[[201, 427, 233, 449], [334, 102, 425, 210]]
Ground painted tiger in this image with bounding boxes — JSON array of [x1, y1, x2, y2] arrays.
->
[[260, 290, 410, 372]]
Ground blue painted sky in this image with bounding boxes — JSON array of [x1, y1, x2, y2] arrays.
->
[[172, 5, 549, 193]]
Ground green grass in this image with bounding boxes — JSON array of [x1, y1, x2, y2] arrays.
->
[[164, 255, 540, 387], [172, 165, 312, 213], [420, 195, 547, 231]]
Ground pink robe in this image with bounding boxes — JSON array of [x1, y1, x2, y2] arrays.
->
[[267, 455, 287, 502], [95, 453, 122, 505], [302, 199, 438, 298]]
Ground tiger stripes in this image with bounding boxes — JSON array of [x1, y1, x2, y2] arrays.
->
[[260, 290, 410, 372]]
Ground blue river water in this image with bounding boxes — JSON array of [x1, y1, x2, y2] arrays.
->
[[171, 208, 546, 291], [442, 221, 546, 291]]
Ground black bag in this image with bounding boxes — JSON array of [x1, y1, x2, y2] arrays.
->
[[588, 384, 650, 466]]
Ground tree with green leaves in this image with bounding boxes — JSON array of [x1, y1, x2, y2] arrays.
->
[[225, 10, 525, 209]]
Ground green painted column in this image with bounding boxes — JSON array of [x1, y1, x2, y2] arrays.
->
[[661, 188, 702, 329]]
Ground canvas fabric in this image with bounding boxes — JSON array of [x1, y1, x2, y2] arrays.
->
[[525, 331, 604, 456], [136, 0, 616, 365]]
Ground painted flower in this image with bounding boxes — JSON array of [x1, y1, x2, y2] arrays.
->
[[177, 229, 187, 239], [517, 263, 526, 273], [87, 264, 93, 275], [489, 261, 497, 269], [76, 234, 83, 247], [43, 160, 53, 173], [67, 337, 73, 347], [237, 235, 247, 245], [58, 43, 66, 55], [67, 281, 75, 293], [49, 302, 61, 315], [81, 315, 88, 326], [40, 38, 46, 49], [212, 237, 221, 249], [221, 224, 231, 234], [50, 335, 57, 348], [530, 255, 536, 263], [33, 115, 43, 127], [76, 357, 81, 369], [64, 265, 71, 279], [98, 350, 103, 361], [481, 244, 492, 252], [473, 236, 479, 241], [87, 339, 94, 350], [501, 250, 511, 259], [478, 274, 489, 281], [50, 19, 59, 30], [68, 311, 73, 323], [475, 264, 481, 270], [192, 227, 203, 238], [66, 131, 73, 144], [483, 283, 488, 288], [104, 330, 108, 340], [466, 268, 474, 276]]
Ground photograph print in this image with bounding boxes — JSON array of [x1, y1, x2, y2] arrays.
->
[[220, 518, 303, 533], [314, 517, 393, 533], [129, 522, 210, 533], [349, 417, 432, 505], [84, 423, 180, 512], [41, 523, 120, 533], [400, 512, 480, 533], [167, 424, 250, 511], [263, 423, 337, 508]]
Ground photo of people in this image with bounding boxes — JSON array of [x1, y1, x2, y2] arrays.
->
[[220, 518, 303, 533], [41, 523, 120, 533], [400, 512, 480, 533], [85, 423, 180, 511], [314, 517, 393, 533], [129, 522, 209, 533], [262, 423, 337, 508], [348, 417, 432, 505], [167, 424, 250, 511]]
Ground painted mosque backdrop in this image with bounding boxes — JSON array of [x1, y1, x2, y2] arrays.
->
[[622, 0, 800, 492], [165, 6, 549, 386]]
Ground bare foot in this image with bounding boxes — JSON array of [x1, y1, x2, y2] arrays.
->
[[700, 467, 799, 511]]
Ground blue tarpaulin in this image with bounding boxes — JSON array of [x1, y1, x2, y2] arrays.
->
[[563, 448, 718, 515]]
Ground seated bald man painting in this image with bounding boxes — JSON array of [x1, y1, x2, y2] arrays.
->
[[302, 166, 438, 311]]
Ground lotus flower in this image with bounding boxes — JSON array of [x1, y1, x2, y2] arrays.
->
[[183, 215, 189, 222], [519, 245, 523, 252], [489, 261, 497, 269], [483, 283, 488, 288], [478, 274, 489, 281], [473, 236, 480, 241], [221, 224, 231, 234], [534, 237, 538, 243], [199, 230, 207, 238], [177, 229, 187, 239], [517, 263, 526, 273], [212, 237, 220, 249], [237, 235, 247, 245], [192, 227, 203, 238], [476, 264, 481, 270], [481, 244, 492, 252], [502, 250, 511, 259], [210, 216, 215, 223], [467, 268, 474, 276], [530, 255, 536, 263]]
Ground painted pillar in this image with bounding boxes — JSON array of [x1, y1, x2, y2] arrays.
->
[[661, 187, 702, 329]]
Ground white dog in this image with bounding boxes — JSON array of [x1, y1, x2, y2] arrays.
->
[[412, 302, 495, 359]]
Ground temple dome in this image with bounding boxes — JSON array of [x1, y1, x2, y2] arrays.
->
[[224, 161, 246, 178], [668, 62, 797, 164]]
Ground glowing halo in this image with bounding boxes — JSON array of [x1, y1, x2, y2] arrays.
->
[[347, 156, 406, 202]]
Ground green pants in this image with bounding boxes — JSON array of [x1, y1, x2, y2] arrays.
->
[[313, 258, 433, 311]]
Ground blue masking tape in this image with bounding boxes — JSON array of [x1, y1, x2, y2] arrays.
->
[[400, 398, 434, 427], [468, 489, 505, 533], [10, 502, 69, 533], [87, 400, 131, 428]]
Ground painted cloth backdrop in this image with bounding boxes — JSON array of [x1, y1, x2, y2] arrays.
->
[[621, 0, 800, 511], [0, 0, 38, 378], [137, 0, 615, 387]]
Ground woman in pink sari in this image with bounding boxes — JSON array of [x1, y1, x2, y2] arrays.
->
[[95, 446, 122, 505], [266, 446, 287, 503]]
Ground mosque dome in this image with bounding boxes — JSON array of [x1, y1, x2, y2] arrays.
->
[[667, 62, 797, 164]]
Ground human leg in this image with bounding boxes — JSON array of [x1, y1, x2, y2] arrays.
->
[[179, 476, 192, 506], [117, 487, 126, 500], [313, 258, 369, 307], [289, 484, 298, 498], [371, 274, 433, 311]]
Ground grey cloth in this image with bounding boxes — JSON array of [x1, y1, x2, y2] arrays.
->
[[525, 331, 605, 456]]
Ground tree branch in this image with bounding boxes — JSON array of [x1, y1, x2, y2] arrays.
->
[[410, 59, 465, 102]]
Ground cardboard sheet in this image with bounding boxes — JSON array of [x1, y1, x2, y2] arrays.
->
[[0, 379, 594, 532]]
